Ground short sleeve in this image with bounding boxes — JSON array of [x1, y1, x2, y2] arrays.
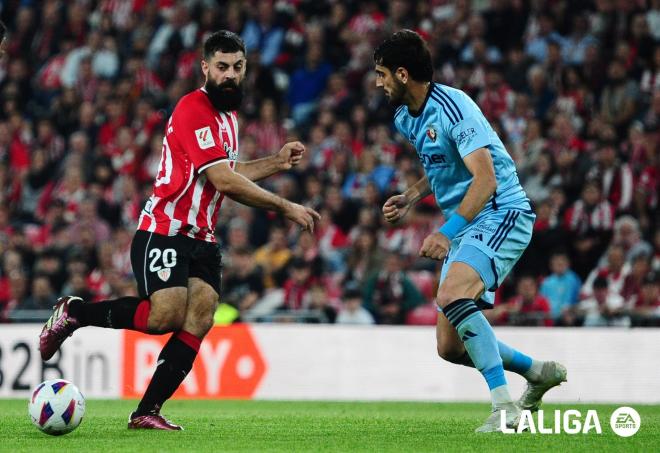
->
[[174, 104, 229, 173], [449, 116, 492, 159]]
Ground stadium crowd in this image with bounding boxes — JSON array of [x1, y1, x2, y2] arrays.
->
[[0, 0, 658, 327]]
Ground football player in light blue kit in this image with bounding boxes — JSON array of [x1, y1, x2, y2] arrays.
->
[[374, 30, 567, 432]]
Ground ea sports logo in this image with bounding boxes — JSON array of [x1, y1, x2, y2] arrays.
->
[[610, 407, 640, 437]]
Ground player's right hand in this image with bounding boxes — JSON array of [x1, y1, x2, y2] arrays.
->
[[382, 194, 410, 223], [284, 202, 321, 233]]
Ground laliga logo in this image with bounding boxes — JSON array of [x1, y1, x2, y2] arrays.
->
[[501, 409, 602, 434], [501, 407, 641, 436]]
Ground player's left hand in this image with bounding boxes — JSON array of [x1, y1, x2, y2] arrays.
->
[[419, 232, 450, 261], [277, 141, 305, 170]]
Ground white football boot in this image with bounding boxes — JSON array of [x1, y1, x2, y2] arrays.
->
[[475, 402, 521, 433], [518, 361, 567, 412]]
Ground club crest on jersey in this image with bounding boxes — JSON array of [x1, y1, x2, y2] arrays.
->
[[426, 125, 437, 142], [195, 126, 215, 149], [157, 268, 171, 282]]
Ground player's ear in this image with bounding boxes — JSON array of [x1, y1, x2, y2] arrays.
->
[[201, 59, 209, 77], [395, 67, 408, 84]]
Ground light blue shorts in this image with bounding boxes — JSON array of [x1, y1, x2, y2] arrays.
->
[[439, 207, 535, 307]]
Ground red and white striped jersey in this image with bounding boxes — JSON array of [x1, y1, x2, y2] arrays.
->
[[137, 88, 239, 242]]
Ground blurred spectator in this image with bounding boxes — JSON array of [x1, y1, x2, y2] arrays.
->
[[61, 30, 119, 87], [345, 227, 384, 285], [563, 14, 598, 65], [254, 225, 291, 289], [1, 271, 27, 320], [609, 216, 654, 263], [503, 45, 531, 93], [477, 65, 512, 121], [563, 181, 614, 279], [223, 247, 265, 315], [521, 153, 561, 204], [578, 276, 630, 327], [653, 229, 660, 273], [61, 271, 94, 303], [629, 272, 660, 326], [289, 229, 323, 278], [363, 252, 425, 324], [526, 65, 555, 120], [281, 257, 316, 311], [32, 249, 66, 294], [640, 46, 660, 95], [525, 13, 567, 63], [491, 275, 552, 327], [245, 98, 287, 158], [622, 253, 653, 303], [305, 282, 338, 323], [540, 251, 581, 325], [241, 0, 284, 67], [146, 4, 197, 77], [67, 198, 111, 244], [342, 150, 394, 200], [587, 140, 634, 213], [600, 60, 640, 138], [287, 43, 332, 126], [582, 245, 631, 300], [18, 273, 56, 310], [336, 281, 375, 325]]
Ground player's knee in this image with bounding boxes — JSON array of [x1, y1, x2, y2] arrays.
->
[[435, 287, 457, 309], [184, 286, 218, 337], [436, 341, 465, 363], [149, 308, 185, 332], [148, 289, 187, 332]]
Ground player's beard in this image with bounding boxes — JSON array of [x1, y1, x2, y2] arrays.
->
[[204, 79, 244, 112], [386, 79, 406, 107]]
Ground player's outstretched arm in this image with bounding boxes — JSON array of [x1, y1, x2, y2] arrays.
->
[[234, 141, 305, 182], [206, 161, 320, 231], [382, 176, 432, 223]]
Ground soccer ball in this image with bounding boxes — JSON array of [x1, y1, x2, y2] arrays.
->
[[28, 379, 86, 435]]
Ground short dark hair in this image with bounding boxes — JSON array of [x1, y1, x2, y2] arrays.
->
[[373, 29, 433, 82], [593, 276, 609, 289], [203, 30, 246, 60]]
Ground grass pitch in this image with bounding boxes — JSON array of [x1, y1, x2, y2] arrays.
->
[[1, 400, 658, 452]]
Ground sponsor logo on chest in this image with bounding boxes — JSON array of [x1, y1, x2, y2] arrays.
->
[[224, 143, 238, 161]]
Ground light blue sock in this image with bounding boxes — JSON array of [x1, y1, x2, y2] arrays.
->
[[497, 341, 533, 375], [443, 299, 508, 393]]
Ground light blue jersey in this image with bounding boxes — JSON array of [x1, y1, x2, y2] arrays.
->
[[393, 83, 535, 303], [393, 83, 529, 219]]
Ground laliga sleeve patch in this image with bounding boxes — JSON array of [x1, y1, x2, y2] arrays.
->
[[195, 126, 215, 150]]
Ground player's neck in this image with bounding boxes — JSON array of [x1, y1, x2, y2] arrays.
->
[[405, 81, 432, 114]]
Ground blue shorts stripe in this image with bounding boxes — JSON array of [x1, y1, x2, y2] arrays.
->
[[490, 211, 517, 250], [434, 87, 463, 121], [430, 94, 457, 124], [487, 211, 513, 248], [493, 212, 520, 251]]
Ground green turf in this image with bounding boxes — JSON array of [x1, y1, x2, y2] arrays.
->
[[2, 400, 657, 452]]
